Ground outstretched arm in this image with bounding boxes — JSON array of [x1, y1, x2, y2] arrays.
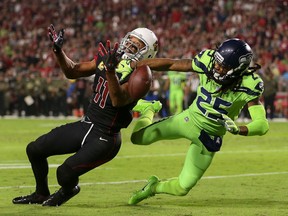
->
[[131, 58, 193, 72], [218, 98, 269, 136], [48, 24, 96, 79], [53, 51, 96, 79], [244, 98, 269, 136], [101, 41, 135, 107]]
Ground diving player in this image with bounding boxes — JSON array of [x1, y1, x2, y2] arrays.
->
[[128, 38, 269, 205]]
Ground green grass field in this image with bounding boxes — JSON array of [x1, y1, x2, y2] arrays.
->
[[0, 118, 287, 216]]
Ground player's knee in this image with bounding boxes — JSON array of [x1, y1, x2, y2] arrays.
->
[[131, 130, 149, 145], [130, 133, 139, 144], [57, 163, 79, 188], [26, 142, 41, 160]]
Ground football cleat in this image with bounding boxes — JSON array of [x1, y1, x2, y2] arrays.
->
[[12, 192, 49, 204], [42, 185, 80, 207], [128, 175, 159, 205], [132, 99, 162, 114]]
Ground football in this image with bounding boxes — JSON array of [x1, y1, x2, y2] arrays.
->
[[128, 65, 152, 100]]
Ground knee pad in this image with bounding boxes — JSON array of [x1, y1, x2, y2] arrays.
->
[[57, 163, 79, 189]]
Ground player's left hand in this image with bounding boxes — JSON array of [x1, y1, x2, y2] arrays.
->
[[217, 114, 239, 135], [99, 40, 121, 72], [48, 24, 65, 53]]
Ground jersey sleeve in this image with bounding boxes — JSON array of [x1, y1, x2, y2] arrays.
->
[[192, 49, 215, 74], [238, 73, 264, 103]]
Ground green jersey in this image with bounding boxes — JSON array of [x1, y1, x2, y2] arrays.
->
[[167, 71, 186, 91], [189, 49, 264, 136]]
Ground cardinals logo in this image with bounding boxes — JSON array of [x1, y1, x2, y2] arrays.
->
[[153, 41, 159, 52]]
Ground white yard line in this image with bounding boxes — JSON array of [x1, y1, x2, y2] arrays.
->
[[1, 150, 287, 190], [0, 171, 287, 190], [0, 149, 287, 169]]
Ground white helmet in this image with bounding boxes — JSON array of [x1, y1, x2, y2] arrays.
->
[[119, 28, 158, 61]]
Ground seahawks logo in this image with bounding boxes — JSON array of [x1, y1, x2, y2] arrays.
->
[[214, 52, 252, 66], [239, 53, 253, 65]]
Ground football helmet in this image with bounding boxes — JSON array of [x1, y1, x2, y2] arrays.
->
[[212, 38, 253, 85], [119, 28, 158, 61]]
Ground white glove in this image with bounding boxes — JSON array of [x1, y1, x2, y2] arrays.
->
[[217, 114, 239, 135]]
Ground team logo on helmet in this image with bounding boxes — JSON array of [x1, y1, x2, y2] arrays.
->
[[153, 41, 159, 52], [239, 53, 253, 65]]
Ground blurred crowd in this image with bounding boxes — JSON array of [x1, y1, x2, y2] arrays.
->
[[0, 0, 288, 118]]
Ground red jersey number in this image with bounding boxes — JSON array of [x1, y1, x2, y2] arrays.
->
[[93, 77, 109, 108]]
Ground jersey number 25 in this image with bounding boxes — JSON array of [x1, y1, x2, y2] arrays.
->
[[196, 87, 231, 121]]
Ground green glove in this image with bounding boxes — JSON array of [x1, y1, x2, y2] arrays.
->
[[217, 114, 239, 135], [116, 60, 133, 81]]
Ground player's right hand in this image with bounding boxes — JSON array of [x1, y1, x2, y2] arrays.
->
[[48, 24, 65, 53], [217, 114, 239, 135], [98, 40, 121, 73]]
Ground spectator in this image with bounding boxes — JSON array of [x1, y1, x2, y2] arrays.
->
[[0, 0, 287, 117], [261, 66, 279, 119], [166, 71, 186, 114]]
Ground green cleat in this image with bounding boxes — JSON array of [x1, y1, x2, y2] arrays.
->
[[132, 99, 162, 114], [128, 175, 159, 205]]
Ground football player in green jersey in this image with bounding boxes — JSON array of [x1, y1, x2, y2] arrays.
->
[[128, 38, 269, 205], [166, 71, 187, 114]]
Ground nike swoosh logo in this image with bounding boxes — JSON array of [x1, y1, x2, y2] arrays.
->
[[99, 137, 108, 142]]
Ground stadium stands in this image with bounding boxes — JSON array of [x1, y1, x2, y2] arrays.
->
[[0, 0, 287, 117]]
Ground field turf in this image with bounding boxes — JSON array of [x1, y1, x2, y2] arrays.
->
[[0, 118, 287, 216]]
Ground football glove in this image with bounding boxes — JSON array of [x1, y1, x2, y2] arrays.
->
[[217, 114, 239, 135], [48, 24, 65, 53], [98, 40, 121, 72], [116, 60, 133, 81]]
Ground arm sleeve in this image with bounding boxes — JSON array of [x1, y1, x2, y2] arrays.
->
[[246, 105, 269, 136]]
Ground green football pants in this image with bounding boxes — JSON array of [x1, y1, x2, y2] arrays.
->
[[131, 109, 215, 195]]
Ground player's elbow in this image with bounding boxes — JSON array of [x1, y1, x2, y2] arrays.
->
[[64, 74, 75, 79], [110, 97, 127, 107], [111, 100, 122, 107], [111, 91, 133, 107], [247, 119, 269, 136], [257, 119, 269, 135], [259, 120, 269, 135], [63, 70, 80, 79]]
